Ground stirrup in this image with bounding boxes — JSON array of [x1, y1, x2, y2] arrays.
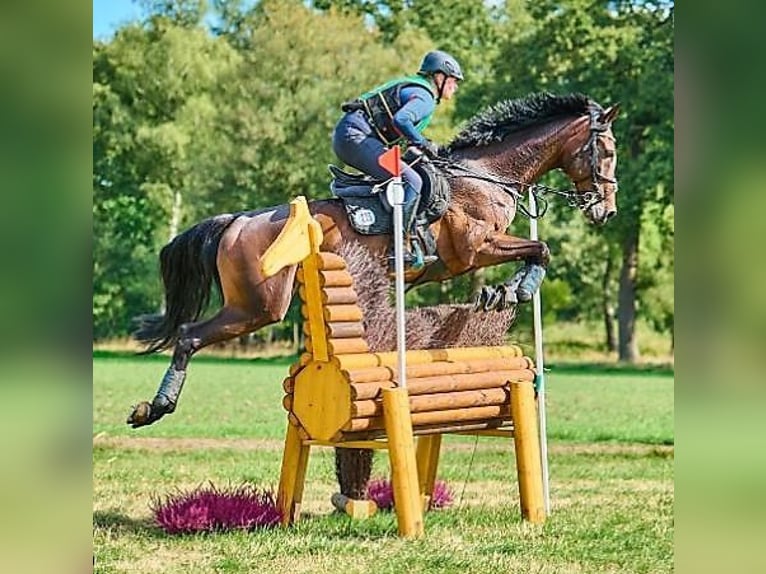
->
[[388, 244, 425, 271]]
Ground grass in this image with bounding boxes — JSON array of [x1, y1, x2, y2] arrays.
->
[[94, 355, 673, 574]]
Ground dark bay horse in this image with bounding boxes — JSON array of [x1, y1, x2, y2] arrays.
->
[[128, 92, 619, 428]]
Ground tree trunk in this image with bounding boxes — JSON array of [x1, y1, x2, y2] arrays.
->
[[602, 254, 617, 352], [169, 188, 182, 242], [618, 227, 640, 362]]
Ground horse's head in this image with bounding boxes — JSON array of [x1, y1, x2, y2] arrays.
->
[[561, 103, 620, 225]]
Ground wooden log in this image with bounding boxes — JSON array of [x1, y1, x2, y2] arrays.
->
[[330, 493, 378, 519], [301, 303, 364, 323], [286, 367, 531, 399], [510, 380, 545, 524], [340, 357, 533, 387], [283, 394, 293, 412], [306, 336, 368, 355], [341, 366, 395, 384], [287, 413, 311, 441], [316, 252, 348, 271], [324, 305, 363, 323], [327, 338, 368, 355], [299, 253, 328, 361], [303, 320, 365, 339], [288, 353, 312, 377], [335, 345, 523, 370], [299, 285, 359, 305], [343, 418, 510, 440], [351, 387, 509, 418], [349, 369, 534, 400], [347, 404, 511, 433], [277, 421, 311, 526], [297, 267, 354, 287], [327, 321, 365, 339], [382, 387, 424, 538]]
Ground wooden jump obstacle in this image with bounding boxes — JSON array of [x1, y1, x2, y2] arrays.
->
[[261, 197, 546, 537]]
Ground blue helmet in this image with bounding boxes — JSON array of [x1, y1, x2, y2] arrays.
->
[[418, 50, 464, 81]]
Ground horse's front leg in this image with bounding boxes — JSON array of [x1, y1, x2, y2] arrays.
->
[[474, 232, 550, 310]]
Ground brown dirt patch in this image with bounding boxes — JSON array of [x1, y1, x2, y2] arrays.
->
[[93, 434, 283, 451]]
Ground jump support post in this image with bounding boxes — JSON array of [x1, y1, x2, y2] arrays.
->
[[261, 196, 546, 537]]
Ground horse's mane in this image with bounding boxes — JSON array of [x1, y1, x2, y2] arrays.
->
[[448, 92, 597, 150]]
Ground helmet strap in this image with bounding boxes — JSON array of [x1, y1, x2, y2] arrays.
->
[[434, 74, 446, 105]]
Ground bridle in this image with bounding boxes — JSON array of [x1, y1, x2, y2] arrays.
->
[[431, 107, 616, 219], [565, 106, 618, 210]]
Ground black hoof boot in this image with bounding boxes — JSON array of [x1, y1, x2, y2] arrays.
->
[[127, 395, 176, 428], [516, 265, 547, 302]]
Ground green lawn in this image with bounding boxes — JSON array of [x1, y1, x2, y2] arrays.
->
[[94, 354, 673, 574]]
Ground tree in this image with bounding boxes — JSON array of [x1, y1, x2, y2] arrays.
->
[[208, 0, 434, 209], [93, 15, 240, 337], [485, 0, 673, 362]]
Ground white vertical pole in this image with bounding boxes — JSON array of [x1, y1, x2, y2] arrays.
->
[[387, 178, 407, 390], [528, 190, 550, 513]]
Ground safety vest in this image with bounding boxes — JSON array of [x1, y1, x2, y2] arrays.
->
[[357, 75, 435, 145]]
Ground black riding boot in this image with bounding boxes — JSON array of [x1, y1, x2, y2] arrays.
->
[[389, 197, 424, 270]]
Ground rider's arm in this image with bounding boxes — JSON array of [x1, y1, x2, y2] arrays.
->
[[393, 86, 435, 146]]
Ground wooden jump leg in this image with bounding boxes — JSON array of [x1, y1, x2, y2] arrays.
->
[[382, 387, 424, 538], [416, 434, 442, 510], [277, 422, 311, 526], [509, 380, 546, 524]]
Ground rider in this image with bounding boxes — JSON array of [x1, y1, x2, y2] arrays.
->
[[332, 50, 463, 270]]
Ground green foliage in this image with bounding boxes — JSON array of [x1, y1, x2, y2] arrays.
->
[[210, 0, 430, 207], [94, 357, 673, 573], [92, 0, 673, 355], [478, 1, 673, 357]]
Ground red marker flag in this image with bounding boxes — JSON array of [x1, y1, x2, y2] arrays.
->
[[377, 146, 401, 177]]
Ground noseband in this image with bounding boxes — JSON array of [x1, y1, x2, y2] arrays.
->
[[569, 107, 617, 211]]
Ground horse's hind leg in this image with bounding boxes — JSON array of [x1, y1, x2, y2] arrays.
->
[[127, 305, 276, 428]]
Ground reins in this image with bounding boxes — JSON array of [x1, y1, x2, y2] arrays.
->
[[429, 156, 589, 219]]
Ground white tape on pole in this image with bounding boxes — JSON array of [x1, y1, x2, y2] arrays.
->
[[529, 190, 550, 513], [386, 178, 407, 390]]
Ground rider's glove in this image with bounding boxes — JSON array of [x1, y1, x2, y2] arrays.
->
[[419, 139, 440, 159]]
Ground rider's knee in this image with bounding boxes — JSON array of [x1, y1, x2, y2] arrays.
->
[[540, 241, 551, 265]]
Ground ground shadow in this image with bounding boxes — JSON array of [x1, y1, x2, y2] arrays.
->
[[93, 510, 162, 537]]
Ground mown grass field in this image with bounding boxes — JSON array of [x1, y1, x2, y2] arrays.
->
[[93, 353, 673, 574]]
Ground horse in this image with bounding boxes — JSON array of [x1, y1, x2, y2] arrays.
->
[[127, 92, 619, 428]]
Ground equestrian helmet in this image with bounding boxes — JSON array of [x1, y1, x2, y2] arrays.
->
[[418, 50, 464, 81]]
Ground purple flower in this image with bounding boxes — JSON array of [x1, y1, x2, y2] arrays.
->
[[430, 479, 454, 509], [365, 478, 395, 511], [151, 483, 282, 535], [365, 477, 454, 511]]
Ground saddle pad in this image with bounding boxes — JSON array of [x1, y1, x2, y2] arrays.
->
[[339, 196, 392, 235]]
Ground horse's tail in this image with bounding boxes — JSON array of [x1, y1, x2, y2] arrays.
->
[[134, 213, 239, 354]]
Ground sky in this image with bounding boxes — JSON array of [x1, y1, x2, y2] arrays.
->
[[93, 0, 142, 39]]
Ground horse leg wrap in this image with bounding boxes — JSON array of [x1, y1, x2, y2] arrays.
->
[[516, 264, 547, 302], [152, 366, 187, 415]]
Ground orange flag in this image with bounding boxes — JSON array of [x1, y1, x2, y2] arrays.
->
[[377, 146, 401, 177]]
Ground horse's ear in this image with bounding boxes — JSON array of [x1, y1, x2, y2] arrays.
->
[[600, 104, 621, 124]]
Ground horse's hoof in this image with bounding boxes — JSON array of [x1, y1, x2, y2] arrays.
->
[[516, 287, 533, 302], [516, 265, 547, 302], [499, 286, 517, 310], [484, 287, 502, 312], [127, 402, 153, 428], [473, 287, 489, 312]]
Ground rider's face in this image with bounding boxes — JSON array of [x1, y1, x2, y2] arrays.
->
[[436, 74, 459, 100]]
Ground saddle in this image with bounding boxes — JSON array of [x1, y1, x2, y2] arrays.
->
[[329, 155, 451, 258]]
